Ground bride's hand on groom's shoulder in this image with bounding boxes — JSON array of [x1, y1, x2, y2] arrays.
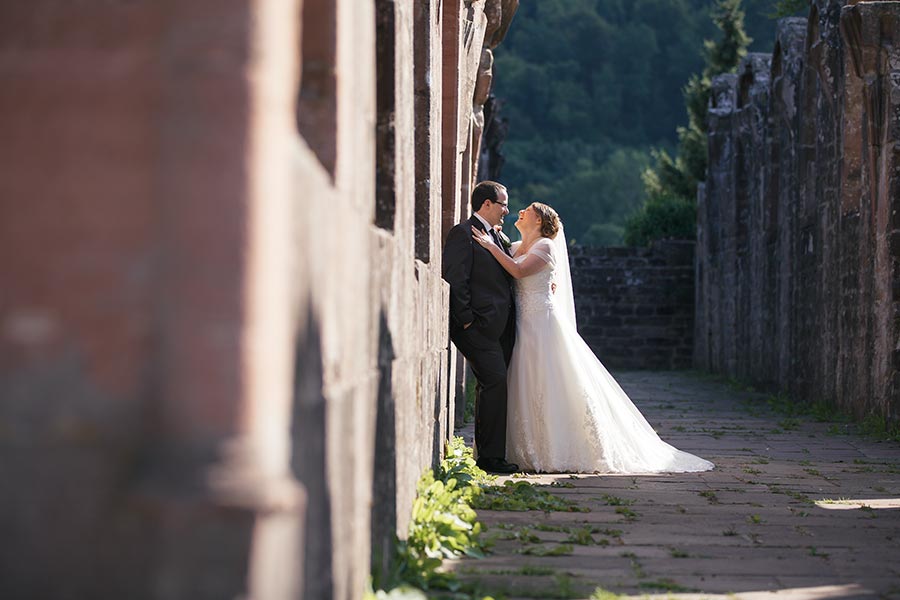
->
[[471, 226, 492, 248]]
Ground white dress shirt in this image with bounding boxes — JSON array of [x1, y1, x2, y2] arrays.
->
[[473, 212, 499, 247]]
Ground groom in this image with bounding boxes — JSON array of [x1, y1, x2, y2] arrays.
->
[[442, 180, 519, 474]]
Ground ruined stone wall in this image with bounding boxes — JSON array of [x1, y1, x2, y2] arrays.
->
[[1, 3, 309, 598], [696, 0, 900, 422], [443, 0, 519, 427], [570, 242, 695, 370], [0, 1, 515, 599]]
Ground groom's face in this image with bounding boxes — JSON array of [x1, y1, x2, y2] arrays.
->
[[484, 188, 510, 227]]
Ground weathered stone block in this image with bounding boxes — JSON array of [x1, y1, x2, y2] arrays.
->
[[0, 0, 508, 596], [571, 244, 695, 370], [698, 5, 900, 423]]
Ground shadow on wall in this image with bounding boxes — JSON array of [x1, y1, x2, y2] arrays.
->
[[291, 304, 330, 600], [432, 346, 444, 470], [371, 310, 397, 586]]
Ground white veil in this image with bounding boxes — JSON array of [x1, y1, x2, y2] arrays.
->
[[553, 224, 577, 329]]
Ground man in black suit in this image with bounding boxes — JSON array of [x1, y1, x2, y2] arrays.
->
[[442, 180, 519, 474]]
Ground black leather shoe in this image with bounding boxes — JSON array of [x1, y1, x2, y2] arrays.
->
[[477, 457, 519, 474]]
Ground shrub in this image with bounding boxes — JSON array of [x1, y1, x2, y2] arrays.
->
[[378, 438, 493, 592], [623, 193, 696, 246]]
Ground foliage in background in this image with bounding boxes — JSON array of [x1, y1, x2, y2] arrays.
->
[[492, 0, 790, 246], [628, 0, 752, 245], [646, 0, 751, 203], [771, 0, 808, 17], [623, 193, 697, 247]]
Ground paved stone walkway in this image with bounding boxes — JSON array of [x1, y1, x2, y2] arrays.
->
[[451, 371, 900, 599]]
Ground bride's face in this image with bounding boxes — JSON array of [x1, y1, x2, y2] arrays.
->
[[515, 205, 541, 234]]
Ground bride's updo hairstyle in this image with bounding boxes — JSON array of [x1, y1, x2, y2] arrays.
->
[[531, 202, 561, 239]]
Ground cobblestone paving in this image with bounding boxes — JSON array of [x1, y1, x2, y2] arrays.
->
[[450, 371, 900, 599]]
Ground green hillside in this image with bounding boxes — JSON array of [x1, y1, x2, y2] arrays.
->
[[493, 0, 798, 245]]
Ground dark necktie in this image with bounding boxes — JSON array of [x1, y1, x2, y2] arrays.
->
[[492, 229, 513, 256]]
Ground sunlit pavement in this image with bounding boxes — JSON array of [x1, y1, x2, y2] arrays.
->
[[451, 371, 900, 599]]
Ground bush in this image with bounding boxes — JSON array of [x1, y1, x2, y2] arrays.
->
[[581, 223, 625, 247], [394, 473, 484, 590], [376, 438, 494, 592], [623, 193, 696, 247]]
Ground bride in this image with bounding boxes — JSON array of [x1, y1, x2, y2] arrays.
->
[[472, 202, 713, 474]]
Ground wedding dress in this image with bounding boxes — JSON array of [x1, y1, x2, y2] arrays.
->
[[506, 232, 714, 474]]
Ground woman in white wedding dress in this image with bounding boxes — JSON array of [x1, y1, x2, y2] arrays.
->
[[472, 203, 713, 474]]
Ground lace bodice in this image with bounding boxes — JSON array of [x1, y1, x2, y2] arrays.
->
[[512, 239, 557, 316]]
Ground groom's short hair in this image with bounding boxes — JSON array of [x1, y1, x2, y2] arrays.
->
[[471, 180, 506, 212]]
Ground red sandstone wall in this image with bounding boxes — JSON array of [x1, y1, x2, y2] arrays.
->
[[1, 1, 310, 597], [0, 0, 516, 598], [696, 1, 900, 422], [1, 3, 165, 595]]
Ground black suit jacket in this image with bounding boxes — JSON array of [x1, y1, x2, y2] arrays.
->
[[442, 216, 515, 340]]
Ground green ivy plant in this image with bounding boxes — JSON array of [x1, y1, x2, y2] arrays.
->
[[374, 437, 495, 594], [372, 437, 596, 598], [472, 480, 588, 513], [439, 436, 496, 489], [394, 473, 485, 589]]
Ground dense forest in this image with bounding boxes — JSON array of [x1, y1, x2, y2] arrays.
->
[[492, 0, 801, 245]]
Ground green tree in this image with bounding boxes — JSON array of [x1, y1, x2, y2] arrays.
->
[[582, 223, 626, 246], [632, 0, 751, 245], [491, 0, 776, 246], [705, 0, 752, 75], [646, 0, 751, 204], [771, 0, 808, 18], [505, 148, 650, 244], [623, 193, 696, 246]]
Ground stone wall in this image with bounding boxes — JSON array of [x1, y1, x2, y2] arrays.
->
[[570, 242, 695, 370], [0, 1, 516, 599], [696, 0, 900, 422]]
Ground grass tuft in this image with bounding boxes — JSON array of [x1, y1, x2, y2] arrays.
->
[[473, 480, 587, 513]]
